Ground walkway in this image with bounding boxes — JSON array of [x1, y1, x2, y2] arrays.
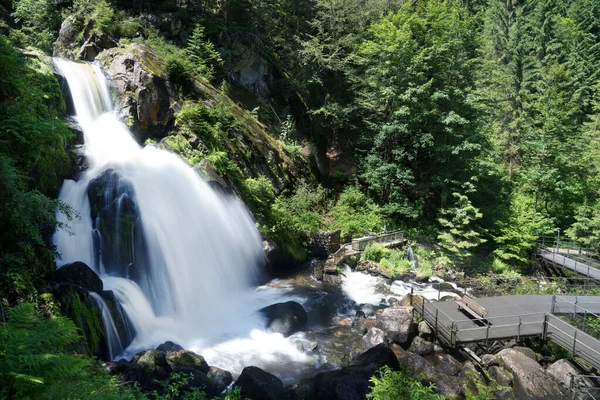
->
[[326, 230, 405, 271], [538, 247, 600, 281], [414, 294, 600, 369]]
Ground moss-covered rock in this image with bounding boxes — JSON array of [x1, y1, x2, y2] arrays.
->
[[166, 350, 209, 374], [97, 43, 179, 141], [54, 284, 105, 358], [54, 261, 103, 293]]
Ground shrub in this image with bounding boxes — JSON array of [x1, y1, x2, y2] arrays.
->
[[362, 243, 389, 263], [367, 365, 444, 400], [330, 186, 383, 240], [0, 303, 138, 399]]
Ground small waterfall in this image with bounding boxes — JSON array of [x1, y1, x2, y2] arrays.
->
[[89, 292, 125, 360], [406, 244, 419, 270], [53, 59, 265, 360]]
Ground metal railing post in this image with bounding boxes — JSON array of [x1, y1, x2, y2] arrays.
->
[[485, 320, 490, 346], [572, 330, 578, 357], [551, 295, 556, 314], [542, 314, 548, 339], [517, 316, 521, 342]]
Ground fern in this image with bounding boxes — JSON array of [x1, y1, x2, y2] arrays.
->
[[0, 303, 138, 399]]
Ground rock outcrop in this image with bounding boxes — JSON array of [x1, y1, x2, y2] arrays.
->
[[234, 366, 286, 400], [497, 348, 565, 400], [97, 43, 179, 141], [259, 301, 308, 337], [374, 307, 417, 346]]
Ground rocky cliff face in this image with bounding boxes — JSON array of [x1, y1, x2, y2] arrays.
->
[[97, 44, 179, 141]]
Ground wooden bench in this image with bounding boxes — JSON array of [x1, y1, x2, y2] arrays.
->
[[456, 294, 488, 319]]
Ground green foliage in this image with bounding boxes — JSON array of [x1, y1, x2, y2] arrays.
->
[[242, 175, 276, 224], [265, 184, 328, 260], [362, 244, 412, 278], [0, 38, 73, 303], [362, 243, 388, 263], [11, 0, 67, 52], [566, 201, 600, 251], [355, 0, 487, 222], [186, 24, 223, 82], [437, 193, 486, 266], [0, 303, 138, 399], [70, 0, 116, 36], [493, 192, 554, 268], [367, 365, 444, 400], [329, 186, 383, 240]]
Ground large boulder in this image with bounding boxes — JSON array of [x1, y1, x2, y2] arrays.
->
[[97, 43, 179, 141], [259, 301, 308, 337], [156, 341, 184, 354], [207, 366, 233, 394], [134, 349, 172, 387], [175, 367, 219, 397], [375, 307, 417, 346], [53, 15, 83, 58], [166, 350, 209, 374], [294, 345, 399, 400], [55, 261, 103, 293], [488, 366, 512, 386], [398, 353, 462, 398], [362, 327, 385, 350], [437, 354, 462, 377], [408, 336, 434, 357], [234, 366, 286, 400], [497, 348, 565, 399], [547, 359, 594, 392], [350, 344, 400, 370]]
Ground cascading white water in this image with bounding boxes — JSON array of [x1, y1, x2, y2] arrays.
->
[[52, 60, 318, 379], [89, 292, 125, 360]]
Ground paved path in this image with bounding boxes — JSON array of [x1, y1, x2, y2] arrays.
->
[[416, 295, 600, 369], [538, 247, 600, 281]]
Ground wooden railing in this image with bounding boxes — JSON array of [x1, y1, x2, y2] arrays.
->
[[328, 230, 405, 266]]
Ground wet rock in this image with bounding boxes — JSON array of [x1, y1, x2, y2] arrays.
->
[[156, 341, 184, 354], [408, 336, 434, 357], [489, 366, 512, 386], [166, 350, 209, 374], [438, 354, 462, 376], [100, 290, 136, 351], [97, 43, 179, 141], [362, 327, 385, 350], [298, 345, 398, 400], [207, 367, 233, 394], [547, 359, 593, 391], [135, 349, 171, 387], [55, 261, 103, 293], [176, 367, 219, 396], [234, 366, 286, 400], [497, 348, 565, 399], [54, 284, 106, 357], [418, 321, 432, 339], [512, 346, 537, 361], [350, 344, 400, 370], [375, 307, 417, 346], [260, 301, 308, 337]]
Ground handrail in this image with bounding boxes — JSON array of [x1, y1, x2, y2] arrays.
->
[[414, 296, 600, 370], [328, 230, 405, 265]]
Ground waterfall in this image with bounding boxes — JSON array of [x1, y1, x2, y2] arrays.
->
[[52, 59, 266, 360], [406, 244, 419, 270], [89, 292, 125, 360]]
